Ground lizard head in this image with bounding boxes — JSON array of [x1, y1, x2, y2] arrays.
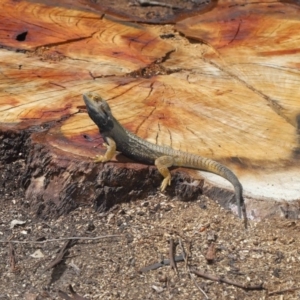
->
[[83, 92, 114, 131]]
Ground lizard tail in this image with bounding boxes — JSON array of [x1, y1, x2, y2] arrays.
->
[[180, 154, 244, 218]]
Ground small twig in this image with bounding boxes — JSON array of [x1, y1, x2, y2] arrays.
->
[[8, 242, 17, 272], [169, 239, 178, 275], [269, 286, 300, 296], [139, 255, 184, 273], [191, 268, 264, 291], [0, 235, 121, 244], [189, 267, 210, 299], [45, 239, 73, 271], [178, 239, 209, 299]]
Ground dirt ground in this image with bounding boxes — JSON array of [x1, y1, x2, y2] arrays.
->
[[1, 170, 300, 300]]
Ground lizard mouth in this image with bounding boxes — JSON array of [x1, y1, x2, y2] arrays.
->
[[83, 93, 110, 126]]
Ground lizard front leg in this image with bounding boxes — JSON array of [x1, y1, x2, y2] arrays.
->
[[94, 137, 116, 163], [155, 156, 175, 191]]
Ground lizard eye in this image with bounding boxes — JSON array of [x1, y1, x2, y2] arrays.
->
[[100, 104, 110, 125], [102, 101, 111, 112]]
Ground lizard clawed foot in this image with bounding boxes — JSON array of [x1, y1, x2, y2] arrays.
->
[[160, 176, 171, 192], [94, 155, 109, 163], [93, 138, 116, 163]]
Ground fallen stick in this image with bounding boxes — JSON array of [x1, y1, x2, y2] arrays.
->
[[268, 286, 300, 296], [169, 238, 178, 274], [0, 235, 121, 244], [191, 268, 264, 291], [139, 255, 184, 273], [45, 239, 73, 271]]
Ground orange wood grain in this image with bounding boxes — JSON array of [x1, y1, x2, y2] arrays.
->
[[0, 0, 174, 73]]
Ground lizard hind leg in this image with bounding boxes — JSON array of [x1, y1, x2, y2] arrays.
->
[[154, 156, 175, 192]]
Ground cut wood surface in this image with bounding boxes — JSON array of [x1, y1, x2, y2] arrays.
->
[[1, 0, 300, 218]]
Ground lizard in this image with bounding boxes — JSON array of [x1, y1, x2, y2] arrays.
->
[[83, 92, 246, 220]]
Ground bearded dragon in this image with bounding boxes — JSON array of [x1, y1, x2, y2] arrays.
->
[[83, 92, 246, 220]]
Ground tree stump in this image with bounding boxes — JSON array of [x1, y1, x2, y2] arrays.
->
[[1, 0, 300, 219]]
